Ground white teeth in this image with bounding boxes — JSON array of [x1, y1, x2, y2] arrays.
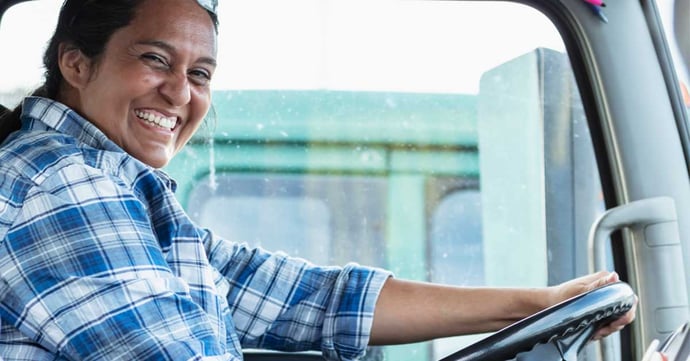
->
[[135, 110, 176, 130]]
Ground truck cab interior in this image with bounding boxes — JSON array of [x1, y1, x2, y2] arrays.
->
[[2, 0, 690, 360]]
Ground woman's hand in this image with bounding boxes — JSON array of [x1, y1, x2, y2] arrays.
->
[[549, 270, 638, 340]]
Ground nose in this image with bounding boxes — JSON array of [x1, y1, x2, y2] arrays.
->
[[159, 72, 191, 106]]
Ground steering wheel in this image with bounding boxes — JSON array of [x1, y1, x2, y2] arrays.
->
[[439, 282, 636, 361]]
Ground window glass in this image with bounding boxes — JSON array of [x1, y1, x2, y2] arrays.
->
[[187, 174, 388, 267], [167, 2, 603, 360], [429, 187, 483, 287], [0, 1, 606, 360], [0, 0, 61, 107]]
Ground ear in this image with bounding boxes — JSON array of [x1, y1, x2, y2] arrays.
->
[[57, 43, 93, 89]]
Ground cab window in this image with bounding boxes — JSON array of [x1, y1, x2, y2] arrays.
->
[[0, 1, 606, 360]]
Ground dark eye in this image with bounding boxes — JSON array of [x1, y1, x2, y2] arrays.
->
[[189, 69, 212, 85], [141, 53, 169, 68]]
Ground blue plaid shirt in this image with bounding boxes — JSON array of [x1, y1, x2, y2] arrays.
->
[[0, 97, 390, 361]]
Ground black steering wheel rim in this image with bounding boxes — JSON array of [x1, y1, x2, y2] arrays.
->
[[439, 282, 636, 361]]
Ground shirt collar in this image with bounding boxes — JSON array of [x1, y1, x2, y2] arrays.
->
[[21, 96, 124, 154]]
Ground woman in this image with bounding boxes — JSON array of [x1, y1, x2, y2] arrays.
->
[[0, 0, 635, 360]]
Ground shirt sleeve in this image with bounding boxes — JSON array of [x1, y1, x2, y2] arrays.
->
[[202, 230, 392, 361], [0, 164, 233, 361]]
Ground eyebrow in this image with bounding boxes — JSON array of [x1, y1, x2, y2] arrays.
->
[[136, 40, 217, 67]]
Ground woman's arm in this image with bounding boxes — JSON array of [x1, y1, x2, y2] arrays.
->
[[203, 230, 392, 359], [370, 270, 636, 345]]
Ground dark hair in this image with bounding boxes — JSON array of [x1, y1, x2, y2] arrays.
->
[[0, 0, 219, 144]]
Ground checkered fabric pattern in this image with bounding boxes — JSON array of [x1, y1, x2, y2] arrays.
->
[[0, 97, 390, 360]]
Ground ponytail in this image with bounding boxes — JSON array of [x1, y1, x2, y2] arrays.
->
[[0, 87, 48, 144], [0, 106, 21, 144]]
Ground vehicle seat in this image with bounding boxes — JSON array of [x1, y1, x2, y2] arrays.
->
[[243, 352, 325, 360]]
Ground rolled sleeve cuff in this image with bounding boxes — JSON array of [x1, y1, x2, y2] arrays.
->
[[321, 264, 393, 361]]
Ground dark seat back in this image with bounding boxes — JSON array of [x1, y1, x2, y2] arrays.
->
[[243, 352, 325, 361]]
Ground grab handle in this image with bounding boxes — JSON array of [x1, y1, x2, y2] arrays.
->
[[588, 196, 688, 360], [588, 196, 677, 273]]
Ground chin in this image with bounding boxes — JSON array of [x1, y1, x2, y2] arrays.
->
[[133, 153, 170, 169], [145, 158, 170, 169]]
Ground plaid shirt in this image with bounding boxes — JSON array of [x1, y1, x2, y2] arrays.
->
[[0, 97, 390, 361]]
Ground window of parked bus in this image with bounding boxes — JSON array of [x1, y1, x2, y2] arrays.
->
[[0, 1, 606, 360]]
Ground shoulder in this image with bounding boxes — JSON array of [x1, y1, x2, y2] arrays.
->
[[0, 128, 144, 209], [0, 131, 139, 233], [0, 129, 88, 185]]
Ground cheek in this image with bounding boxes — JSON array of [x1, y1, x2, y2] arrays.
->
[[178, 120, 203, 146], [132, 73, 163, 93], [176, 94, 211, 148], [90, 73, 157, 115], [190, 91, 212, 130], [174, 121, 203, 156]]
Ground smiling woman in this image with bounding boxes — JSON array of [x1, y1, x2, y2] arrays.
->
[[45, 0, 217, 167], [0, 1, 637, 361]]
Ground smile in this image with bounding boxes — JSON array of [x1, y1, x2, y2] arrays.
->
[[135, 110, 177, 131]]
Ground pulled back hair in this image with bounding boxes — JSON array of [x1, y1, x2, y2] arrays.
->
[[0, 0, 219, 144]]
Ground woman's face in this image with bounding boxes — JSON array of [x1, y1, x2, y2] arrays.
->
[[74, 0, 217, 168]]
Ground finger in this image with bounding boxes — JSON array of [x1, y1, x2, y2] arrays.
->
[[592, 299, 637, 338], [596, 271, 619, 286], [592, 305, 637, 339], [593, 322, 625, 340], [581, 270, 610, 284]]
